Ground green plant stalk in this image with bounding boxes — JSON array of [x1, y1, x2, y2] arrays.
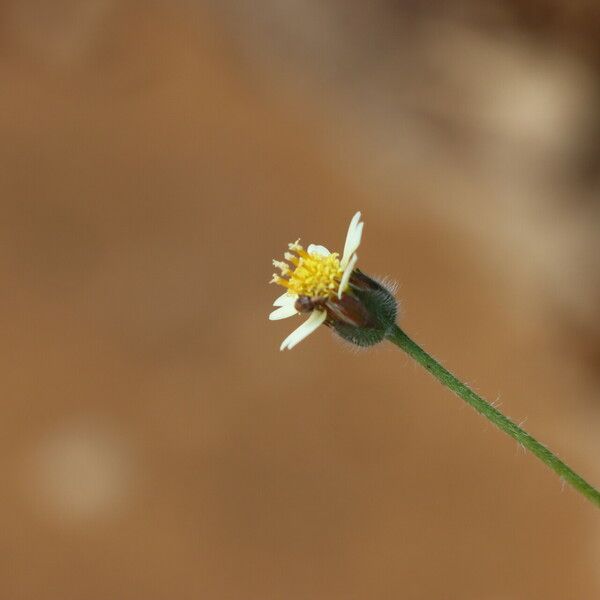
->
[[385, 324, 600, 508]]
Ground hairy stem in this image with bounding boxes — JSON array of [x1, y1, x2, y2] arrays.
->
[[385, 324, 600, 508]]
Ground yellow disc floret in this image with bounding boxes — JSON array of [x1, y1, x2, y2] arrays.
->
[[271, 241, 343, 298]]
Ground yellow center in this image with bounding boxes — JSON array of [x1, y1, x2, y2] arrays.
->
[[271, 241, 343, 298]]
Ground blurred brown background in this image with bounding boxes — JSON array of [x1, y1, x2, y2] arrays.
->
[[2, 1, 600, 599]]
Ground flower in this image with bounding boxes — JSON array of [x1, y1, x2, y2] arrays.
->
[[269, 211, 364, 350]]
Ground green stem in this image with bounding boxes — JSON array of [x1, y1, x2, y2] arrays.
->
[[385, 324, 600, 508]]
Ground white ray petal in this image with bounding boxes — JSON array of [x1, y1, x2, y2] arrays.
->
[[280, 310, 327, 351], [273, 292, 297, 307], [307, 244, 330, 256], [341, 222, 362, 267], [338, 253, 358, 298], [341, 212, 363, 268], [269, 304, 299, 320]]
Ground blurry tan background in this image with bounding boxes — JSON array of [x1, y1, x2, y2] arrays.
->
[[1, 1, 600, 598]]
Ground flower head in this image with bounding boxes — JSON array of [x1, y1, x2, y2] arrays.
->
[[269, 212, 365, 350], [270, 211, 398, 350]]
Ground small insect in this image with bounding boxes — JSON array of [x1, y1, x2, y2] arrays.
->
[[294, 295, 328, 313]]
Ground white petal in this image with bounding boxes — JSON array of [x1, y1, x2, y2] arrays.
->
[[273, 292, 297, 307], [341, 212, 363, 268], [269, 304, 299, 320], [346, 211, 361, 241], [280, 310, 327, 351], [338, 253, 358, 298], [307, 244, 330, 256]]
